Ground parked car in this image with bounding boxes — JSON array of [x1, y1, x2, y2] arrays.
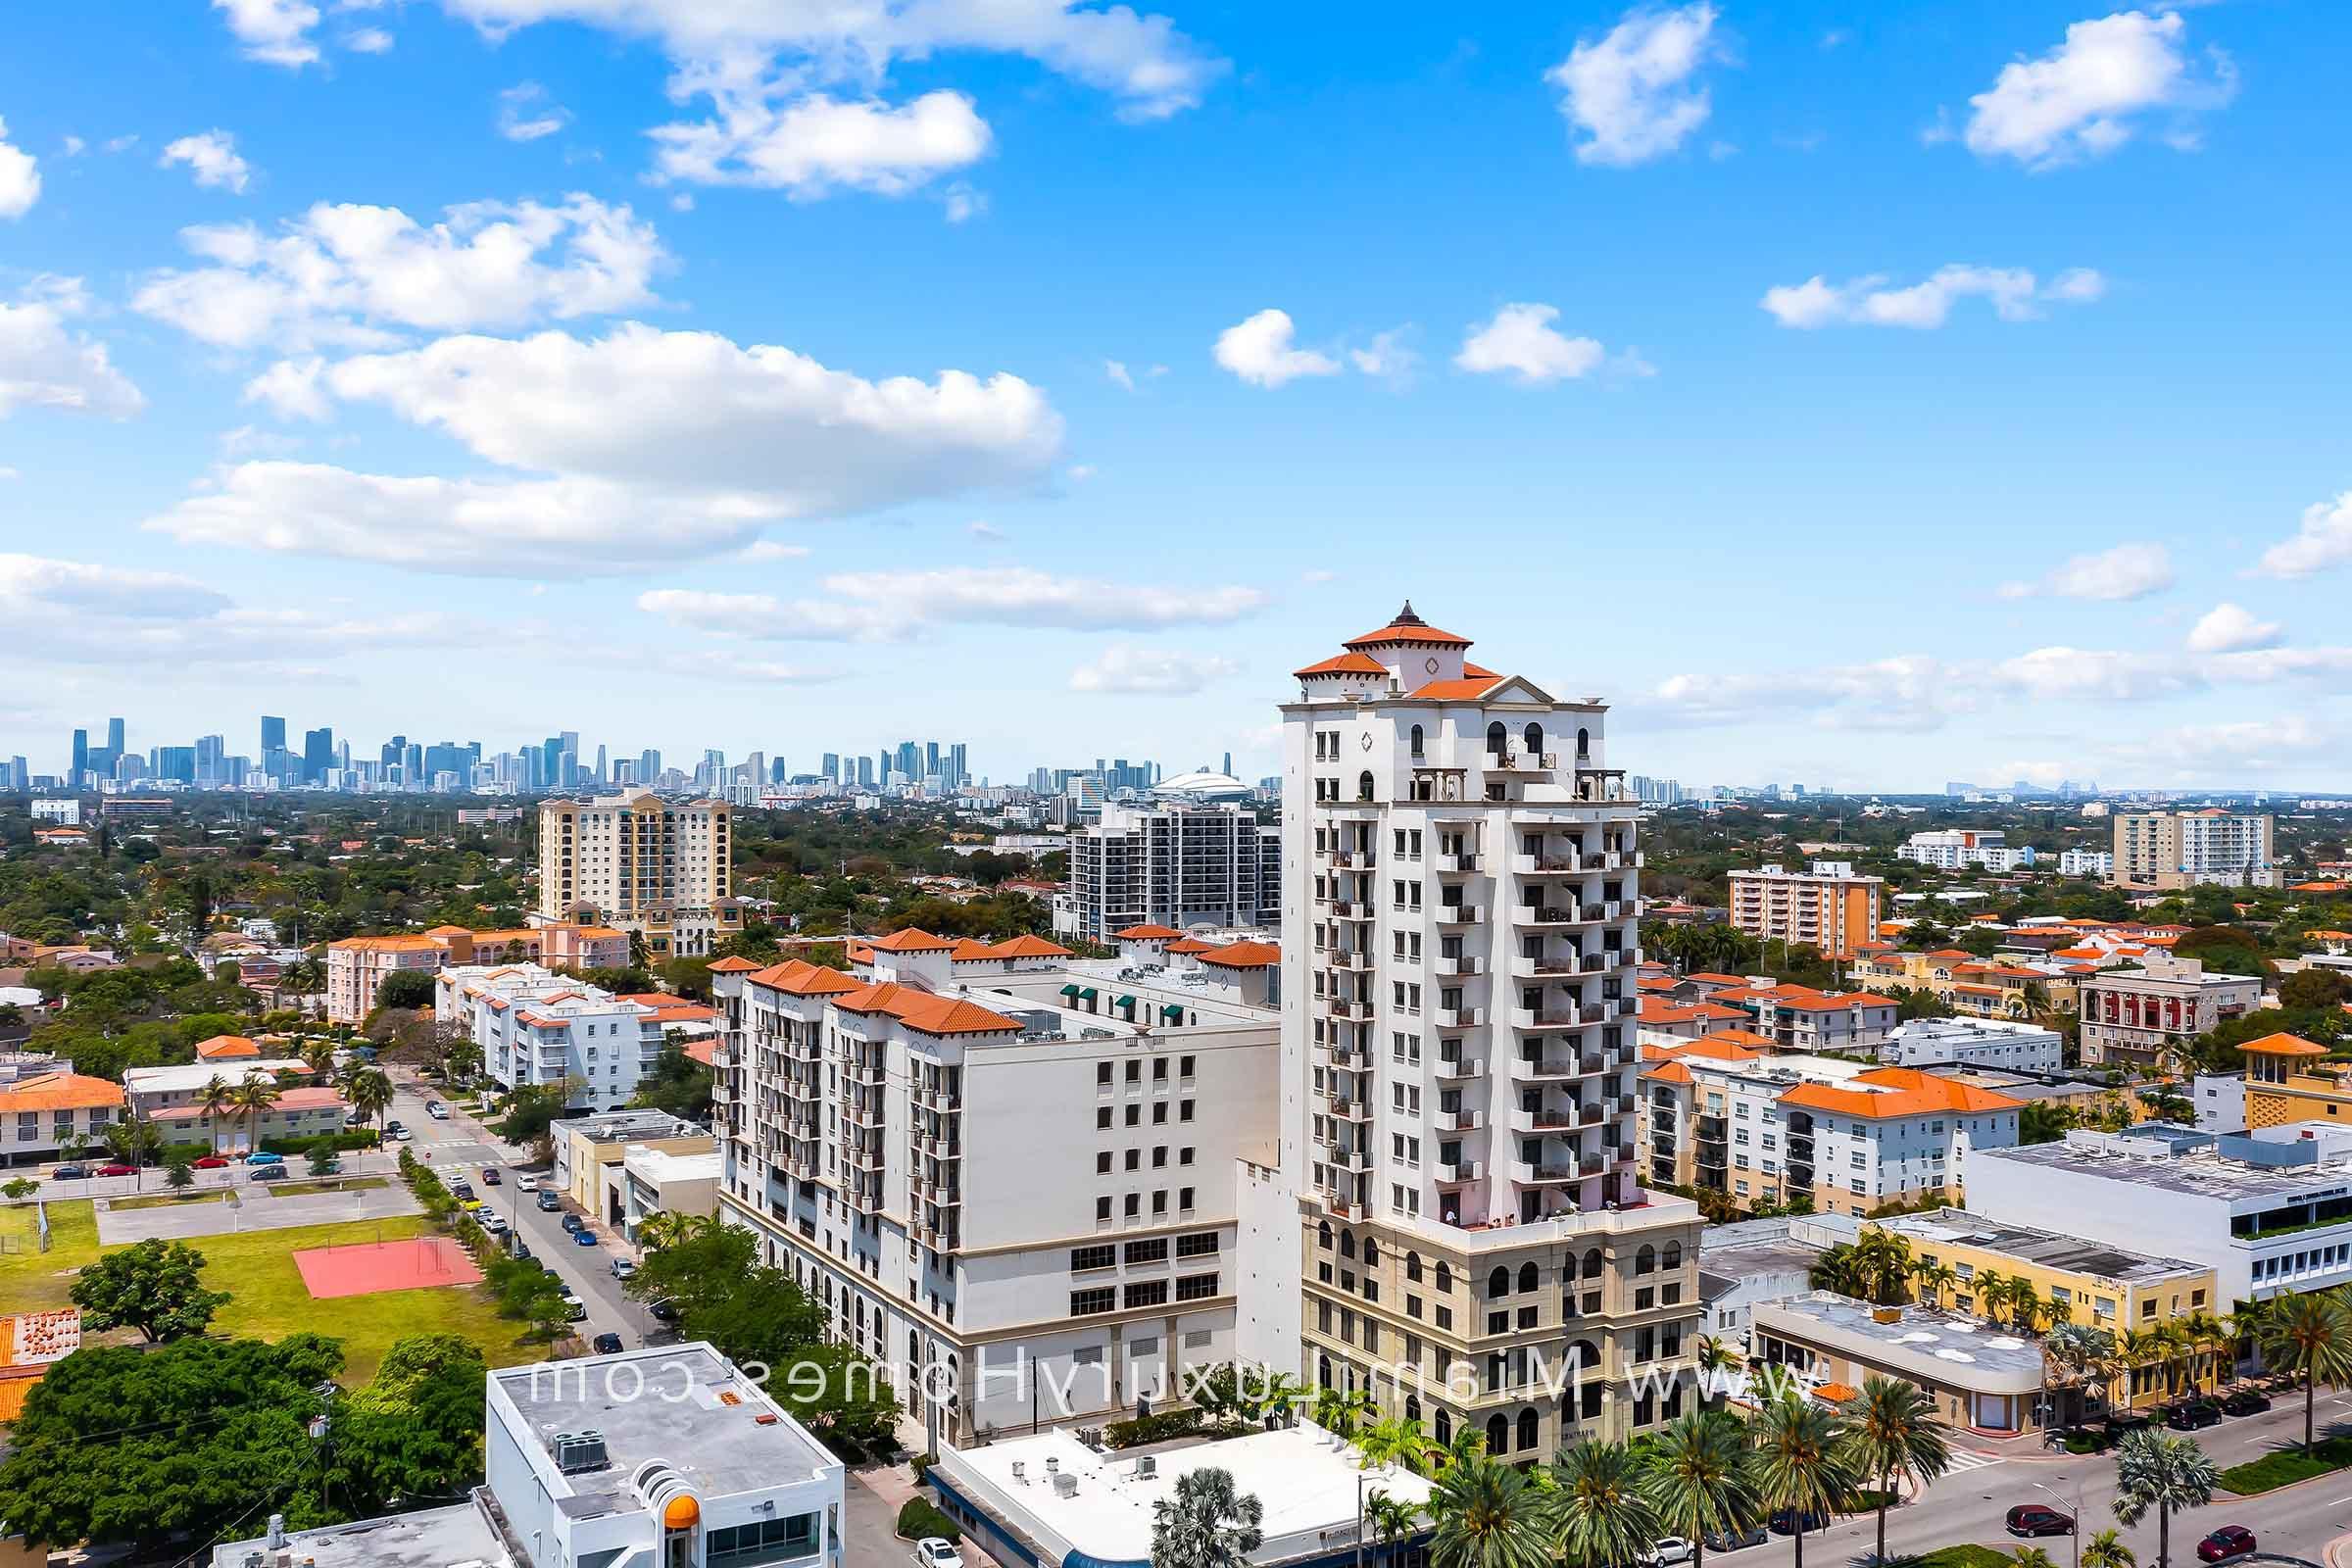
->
[[1702, 1525, 1769, 1554], [911, 1540, 963, 1568], [451, 1182, 475, 1200], [382, 1119, 404, 1135], [561, 1211, 585, 1232], [572, 1229, 599, 1248], [591, 1333, 624, 1355], [191, 1154, 229, 1169], [252, 1164, 288, 1182], [1646, 1539, 1693, 1568], [2197, 1526, 2256, 1563], [536, 1191, 562, 1212], [2167, 1402, 2223, 1432], [2006, 1506, 2075, 1539], [96, 1163, 137, 1178], [2221, 1389, 2272, 1417], [611, 1257, 636, 1281], [387, 1126, 413, 1142], [478, 1211, 509, 1235], [50, 1163, 88, 1180], [561, 1292, 587, 1322], [510, 1239, 533, 1261], [426, 1103, 450, 1121], [513, 1172, 538, 1191], [479, 1167, 501, 1186], [1769, 1510, 1830, 1536], [649, 1298, 679, 1322], [246, 1152, 285, 1166], [314, 1158, 342, 1175]]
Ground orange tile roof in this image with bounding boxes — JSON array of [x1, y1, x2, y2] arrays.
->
[[1698, 1027, 1782, 1050], [1166, 937, 1217, 955], [0, 1072, 122, 1113], [1198, 940, 1281, 969], [0, 1369, 41, 1424], [192, 1034, 262, 1059], [1644, 1060, 1695, 1085], [1294, 651, 1389, 678], [1637, 976, 1683, 992], [1640, 999, 1749, 1024], [616, 994, 717, 1021], [1114, 924, 1183, 941], [1460, 662, 1497, 679], [707, 956, 761, 973], [683, 1039, 716, 1067], [1678, 1036, 1765, 1062], [746, 959, 860, 997], [1684, 972, 1753, 987], [835, 981, 1021, 1036], [2240, 1032, 2328, 1057], [948, 938, 999, 960], [987, 934, 1074, 959], [1779, 1067, 2026, 1119], [1406, 677, 1504, 701], [861, 928, 958, 953], [326, 934, 442, 952], [1343, 606, 1473, 650]]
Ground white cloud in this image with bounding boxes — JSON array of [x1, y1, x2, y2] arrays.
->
[[213, 0, 321, 67], [1104, 359, 1136, 391], [1997, 540, 2175, 602], [2110, 716, 2328, 771], [497, 82, 571, 142], [638, 566, 1267, 643], [1761, 265, 2105, 328], [1069, 646, 1241, 695], [2184, 602, 2282, 655], [1964, 10, 2236, 171], [344, 26, 394, 53], [1653, 655, 1953, 732], [1213, 309, 1339, 389], [942, 182, 985, 223], [160, 130, 254, 194], [968, 520, 1006, 543], [133, 194, 664, 350], [0, 553, 222, 619], [241, 357, 329, 420], [156, 322, 1065, 576], [1453, 303, 1605, 385], [2253, 491, 2352, 579], [738, 540, 811, 563], [0, 117, 38, 219], [61, 135, 86, 158], [0, 286, 145, 419], [1544, 3, 1723, 167], [1349, 327, 1418, 385], [649, 91, 990, 198]]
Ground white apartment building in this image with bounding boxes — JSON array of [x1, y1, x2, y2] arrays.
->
[[1274, 606, 1704, 1459], [28, 798, 79, 825], [2060, 849, 2115, 877], [538, 792, 741, 956], [2080, 954, 2261, 1071], [325, 921, 633, 1024], [0, 1068, 120, 1165], [1970, 1124, 2352, 1305], [1642, 1039, 2023, 1217], [710, 930, 1279, 1452], [2112, 809, 2278, 891], [1727, 861, 1884, 961], [436, 962, 673, 1111], [1878, 1017, 2065, 1074], [1055, 801, 1281, 944], [1897, 829, 2030, 871]]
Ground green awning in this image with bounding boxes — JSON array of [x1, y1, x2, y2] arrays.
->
[[1113, 995, 1138, 1012], [1075, 987, 1098, 1003], [1059, 983, 1081, 997], [1161, 1004, 1187, 1023]]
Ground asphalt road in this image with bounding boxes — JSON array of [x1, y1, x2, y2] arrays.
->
[[385, 1072, 668, 1353]]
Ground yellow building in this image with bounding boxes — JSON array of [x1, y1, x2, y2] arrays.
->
[[1844, 947, 2080, 1018], [2241, 1032, 2352, 1129], [1864, 1207, 2224, 1411]]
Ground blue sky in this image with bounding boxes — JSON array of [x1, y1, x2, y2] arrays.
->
[[3, 1, 2349, 792]]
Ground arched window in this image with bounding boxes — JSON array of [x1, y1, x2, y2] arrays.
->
[[1364, 1239, 1381, 1269], [1581, 1248, 1604, 1280], [1485, 721, 1507, 756], [1405, 1251, 1424, 1283], [1636, 1245, 1656, 1276], [1318, 1352, 1333, 1390], [1488, 1266, 1510, 1299], [1523, 722, 1544, 757], [1576, 727, 1591, 760], [1357, 770, 1375, 802], [1518, 1261, 1540, 1293], [1516, 1408, 1540, 1452], [1570, 1339, 1600, 1370], [1486, 1413, 1510, 1454], [1436, 1263, 1453, 1294], [1404, 1393, 1422, 1423], [1434, 1408, 1453, 1445], [1318, 1221, 1334, 1250], [1341, 1231, 1357, 1259], [1409, 724, 1425, 759], [1662, 1240, 1684, 1270]]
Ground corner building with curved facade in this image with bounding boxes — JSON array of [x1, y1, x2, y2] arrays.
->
[[1269, 606, 1705, 1459]]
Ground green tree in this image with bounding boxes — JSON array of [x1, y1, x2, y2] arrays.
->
[[1, 1177, 35, 1201], [628, 1037, 714, 1122], [164, 1153, 197, 1197], [2258, 1289, 2352, 1453], [1427, 1455, 1553, 1568], [307, 1142, 340, 1176], [330, 1335, 487, 1517], [69, 1237, 230, 1342], [1356, 1413, 1432, 1475], [2082, 1527, 2137, 1568], [375, 968, 439, 1010], [1150, 1466, 1264, 1568], [1746, 1396, 1862, 1568], [2014, 1549, 2059, 1568], [1641, 1410, 1758, 1568], [2280, 967, 2352, 1011], [1548, 1438, 1662, 1568], [347, 1064, 395, 1137], [2111, 1429, 2217, 1568], [1840, 1375, 1951, 1565], [495, 1079, 581, 1158], [1363, 1490, 1425, 1568]]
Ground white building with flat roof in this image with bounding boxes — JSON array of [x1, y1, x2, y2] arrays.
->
[[1057, 800, 1280, 944], [1879, 1017, 2064, 1074], [437, 962, 670, 1112]]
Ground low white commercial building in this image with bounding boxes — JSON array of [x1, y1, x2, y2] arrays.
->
[[1879, 1018, 2064, 1074], [621, 1143, 722, 1242], [1898, 829, 2034, 872], [28, 798, 79, 825], [437, 962, 672, 1111], [2080, 955, 2261, 1071], [1970, 1124, 2352, 1305], [2193, 1072, 2248, 1135]]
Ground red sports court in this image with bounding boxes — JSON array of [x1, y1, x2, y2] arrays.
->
[[292, 1237, 482, 1299]]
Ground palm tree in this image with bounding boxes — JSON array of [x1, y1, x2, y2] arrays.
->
[[1357, 1415, 1431, 1475], [1746, 1396, 1862, 1568], [1429, 1424, 1488, 1479], [2111, 1428, 2217, 1568], [1974, 1269, 2009, 1324], [1909, 1259, 1958, 1309], [2013, 1549, 2059, 1568], [2082, 1528, 2136, 1568], [2223, 1303, 2269, 1380], [229, 1074, 280, 1156], [2259, 1289, 2352, 1453], [1311, 1384, 1374, 1439], [2005, 1279, 2046, 1334], [299, 1035, 337, 1079], [1841, 1375, 1952, 1565], [346, 1065, 394, 1142], [1362, 1491, 1424, 1568], [1641, 1410, 1757, 1568], [1250, 1372, 1307, 1430], [1427, 1454, 1553, 1568], [1151, 1466, 1264, 1568], [1548, 1439, 1662, 1568], [637, 1211, 713, 1252], [1808, 1244, 1860, 1297], [197, 1074, 236, 1156], [1693, 1335, 1742, 1403], [2116, 1328, 2168, 1412], [1852, 1230, 1914, 1305], [2176, 1309, 2228, 1398], [2043, 1323, 2118, 1429]]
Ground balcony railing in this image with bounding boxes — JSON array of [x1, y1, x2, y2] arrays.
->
[[1433, 853, 1483, 874], [1435, 1006, 1484, 1028], [1432, 1107, 1481, 1132], [1487, 749, 1560, 772], [1435, 1054, 1485, 1080], [1436, 1160, 1483, 1184], [1510, 1160, 1578, 1184], [1435, 905, 1485, 925], [1433, 956, 1483, 976]]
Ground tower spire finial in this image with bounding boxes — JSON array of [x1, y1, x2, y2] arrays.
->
[[1393, 601, 1425, 627]]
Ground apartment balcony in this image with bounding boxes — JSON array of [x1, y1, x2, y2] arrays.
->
[[916, 1217, 960, 1251], [1326, 1042, 1368, 1068], [1435, 1159, 1483, 1185], [1509, 1106, 1580, 1134], [844, 1096, 885, 1130], [1508, 1007, 1588, 1031], [1582, 1153, 1609, 1178], [1328, 1097, 1373, 1123], [1434, 1054, 1485, 1081], [1432, 1107, 1482, 1132], [1579, 1102, 1607, 1127], [1433, 955, 1484, 977], [845, 1138, 884, 1172], [1433, 853, 1484, 874], [1330, 850, 1376, 870], [1435, 904, 1486, 925], [1321, 1190, 1366, 1223], [913, 1176, 963, 1207], [1328, 949, 1373, 972], [1509, 955, 1584, 979], [1509, 1159, 1580, 1185], [1435, 1006, 1484, 1029], [1513, 1054, 1592, 1082], [1487, 749, 1559, 773], [1326, 998, 1375, 1023], [1326, 1146, 1373, 1173], [1511, 855, 1586, 876], [1330, 902, 1372, 921], [1695, 1115, 1728, 1142]]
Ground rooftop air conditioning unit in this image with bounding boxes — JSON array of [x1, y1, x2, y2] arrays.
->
[[1054, 1473, 1080, 1497], [1012, 1462, 1027, 1484], [1137, 1456, 1157, 1478], [552, 1430, 610, 1474]]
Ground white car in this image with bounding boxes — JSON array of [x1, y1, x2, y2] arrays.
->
[[1647, 1540, 1694, 1568], [911, 1540, 963, 1568], [562, 1292, 587, 1322], [514, 1173, 541, 1192]]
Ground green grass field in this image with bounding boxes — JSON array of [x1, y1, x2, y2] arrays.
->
[[0, 1200, 541, 1386], [108, 1190, 232, 1212], [2218, 1434, 2352, 1494], [267, 1177, 390, 1199]]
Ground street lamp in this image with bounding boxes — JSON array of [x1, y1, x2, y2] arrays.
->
[[2033, 1479, 2084, 1568]]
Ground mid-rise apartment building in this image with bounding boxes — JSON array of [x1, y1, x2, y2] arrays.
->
[[2059, 849, 2115, 878], [1271, 606, 1703, 1459], [121, 1059, 347, 1150], [325, 921, 632, 1024], [1897, 829, 2038, 872], [710, 930, 1279, 1452], [2112, 810, 2278, 891], [537, 792, 740, 956], [1727, 862, 1883, 961], [0, 1069, 121, 1165], [436, 963, 677, 1111], [1056, 801, 1280, 944], [1878, 1017, 2065, 1073], [2079, 954, 2260, 1070]]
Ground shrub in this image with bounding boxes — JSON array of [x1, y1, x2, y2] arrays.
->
[[910, 1452, 936, 1484], [1103, 1407, 1203, 1447], [896, 1498, 959, 1543], [259, 1129, 379, 1156], [2064, 1431, 2105, 1454]]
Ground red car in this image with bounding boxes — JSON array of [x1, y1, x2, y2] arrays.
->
[[2197, 1526, 2255, 1563], [2005, 1506, 2073, 1539], [192, 1154, 229, 1169], [95, 1163, 137, 1178]]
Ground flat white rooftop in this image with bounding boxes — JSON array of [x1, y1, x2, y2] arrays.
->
[[122, 1059, 308, 1096], [933, 1423, 1430, 1568]]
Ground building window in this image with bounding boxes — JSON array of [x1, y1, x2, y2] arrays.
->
[[1125, 1280, 1169, 1308], [1176, 1272, 1220, 1302], [1070, 1245, 1115, 1272], [1125, 1238, 1169, 1264], [1177, 1232, 1219, 1258], [1071, 1288, 1116, 1316]]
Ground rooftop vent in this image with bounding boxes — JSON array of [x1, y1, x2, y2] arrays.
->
[[1137, 1455, 1157, 1478], [552, 1430, 610, 1474], [1054, 1472, 1080, 1497]]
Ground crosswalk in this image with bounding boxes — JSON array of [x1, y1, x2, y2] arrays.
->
[[409, 1141, 505, 1171], [1942, 1449, 2006, 1477]]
